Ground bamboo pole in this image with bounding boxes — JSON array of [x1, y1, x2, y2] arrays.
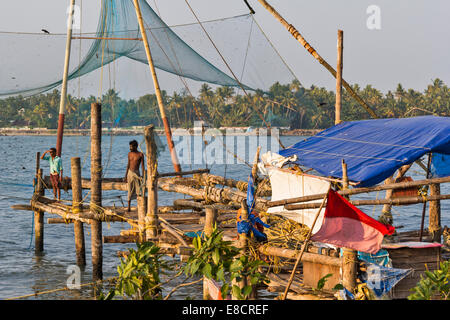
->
[[379, 163, 413, 225], [56, 0, 76, 157], [255, 0, 377, 118], [281, 189, 329, 300], [335, 30, 343, 125], [30, 200, 93, 224], [232, 200, 249, 300], [157, 168, 210, 178], [429, 183, 441, 243], [145, 125, 159, 239], [137, 196, 147, 243], [71, 36, 143, 41], [158, 180, 269, 211], [341, 160, 357, 293], [132, 0, 181, 173], [71, 157, 86, 267], [35, 151, 41, 177], [258, 245, 341, 267], [90, 102, 103, 281], [47, 218, 74, 224], [204, 206, 217, 237], [269, 175, 450, 207], [34, 168, 45, 254], [419, 154, 433, 241], [203, 206, 217, 300], [284, 193, 450, 210]]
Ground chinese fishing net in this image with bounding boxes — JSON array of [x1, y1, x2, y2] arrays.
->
[[0, 0, 298, 98]]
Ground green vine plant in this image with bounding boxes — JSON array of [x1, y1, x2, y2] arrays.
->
[[312, 273, 344, 294], [100, 242, 174, 300], [408, 261, 449, 300], [183, 226, 269, 300]]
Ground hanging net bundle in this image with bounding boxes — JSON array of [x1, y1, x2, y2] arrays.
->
[[0, 0, 297, 98]]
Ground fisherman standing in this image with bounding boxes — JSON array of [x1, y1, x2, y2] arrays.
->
[[41, 147, 63, 200], [124, 140, 145, 212]]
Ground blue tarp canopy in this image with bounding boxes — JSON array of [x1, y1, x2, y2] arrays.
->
[[278, 116, 450, 187]]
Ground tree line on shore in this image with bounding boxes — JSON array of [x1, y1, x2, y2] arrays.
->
[[0, 78, 448, 130]]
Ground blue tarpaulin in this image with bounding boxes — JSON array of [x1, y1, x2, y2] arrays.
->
[[431, 153, 450, 178], [278, 116, 450, 187]]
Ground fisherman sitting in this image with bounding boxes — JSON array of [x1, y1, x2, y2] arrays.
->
[[41, 147, 63, 200], [124, 140, 145, 212]]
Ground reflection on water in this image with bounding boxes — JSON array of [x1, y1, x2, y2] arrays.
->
[[0, 135, 447, 300]]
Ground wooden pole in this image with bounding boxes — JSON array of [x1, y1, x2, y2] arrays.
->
[[259, 245, 341, 267], [341, 160, 357, 293], [429, 183, 441, 243], [204, 206, 218, 237], [132, 0, 181, 173], [35, 152, 41, 177], [420, 153, 433, 241], [335, 30, 343, 125], [281, 189, 330, 300], [269, 175, 450, 207], [56, 0, 76, 157], [379, 164, 412, 225], [255, 0, 377, 118], [34, 168, 45, 254], [158, 179, 269, 211], [145, 125, 159, 239], [90, 102, 103, 281], [137, 196, 147, 242], [203, 206, 217, 300], [232, 200, 249, 300], [284, 193, 450, 210], [71, 157, 86, 267], [157, 168, 210, 178]]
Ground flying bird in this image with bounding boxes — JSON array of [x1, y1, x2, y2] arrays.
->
[[41, 29, 50, 34]]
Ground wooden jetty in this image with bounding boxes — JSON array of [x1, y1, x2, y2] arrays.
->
[[10, 101, 449, 300], [9, 2, 449, 301]]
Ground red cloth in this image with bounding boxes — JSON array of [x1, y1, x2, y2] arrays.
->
[[311, 189, 395, 254]]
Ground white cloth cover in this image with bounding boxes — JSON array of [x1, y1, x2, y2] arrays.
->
[[266, 167, 330, 234]]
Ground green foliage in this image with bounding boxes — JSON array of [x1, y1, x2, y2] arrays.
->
[[183, 227, 268, 300], [408, 261, 449, 300], [315, 273, 333, 291], [2, 79, 448, 130], [100, 242, 172, 300]]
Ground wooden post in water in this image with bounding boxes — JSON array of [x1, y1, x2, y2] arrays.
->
[[90, 102, 103, 281], [341, 160, 357, 293], [335, 30, 343, 125], [34, 166, 45, 254], [35, 151, 41, 177], [203, 206, 218, 300], [429, 183, 441, 243], [145, 125, 159, 239], [71, 157, 86, 267]]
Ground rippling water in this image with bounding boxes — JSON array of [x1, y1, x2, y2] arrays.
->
[[0, 134, 447, 300]]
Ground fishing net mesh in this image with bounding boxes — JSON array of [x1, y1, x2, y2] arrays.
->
[[0, 0, 297, 98]]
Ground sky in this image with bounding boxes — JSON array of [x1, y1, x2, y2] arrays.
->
[[0, 0, 449, 99]]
